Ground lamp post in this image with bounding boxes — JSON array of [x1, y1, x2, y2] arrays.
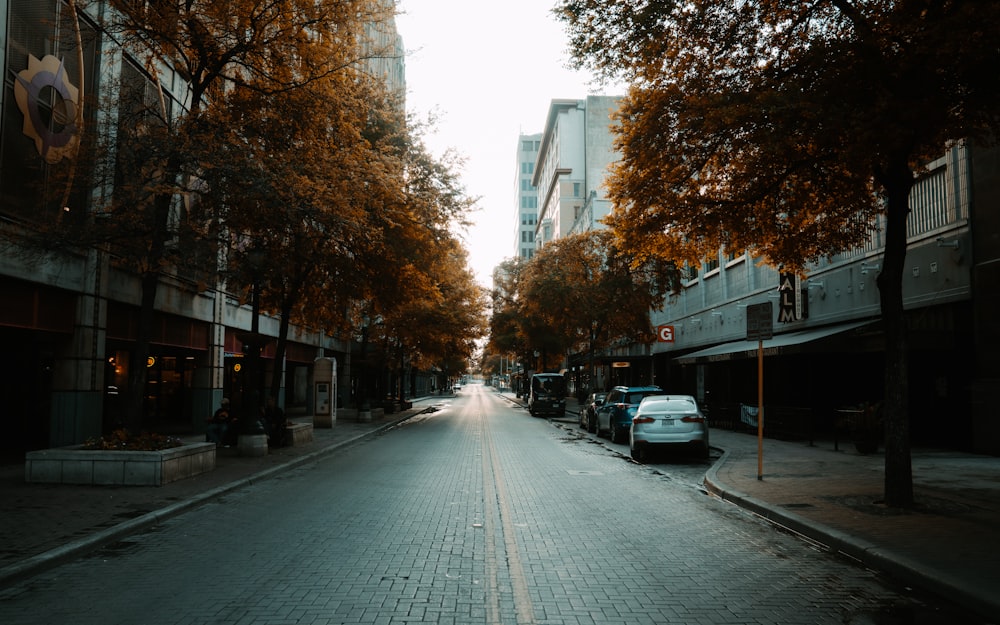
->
[[237, 247, 267, 456], [358, 314, 371, 422]]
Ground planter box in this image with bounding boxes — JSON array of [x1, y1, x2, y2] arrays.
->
[[25, 442, 217, 486], [286, 422, 313, 446]]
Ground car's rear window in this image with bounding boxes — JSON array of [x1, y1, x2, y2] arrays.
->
[[645, 399, 697, 412], [625, 391, 658, 403]]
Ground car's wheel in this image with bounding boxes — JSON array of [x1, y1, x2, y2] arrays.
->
[[630, 444, 641, 461], [610, 423, 620, 444]]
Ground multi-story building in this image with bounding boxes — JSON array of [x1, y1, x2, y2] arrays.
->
[[0, 1, 407, 453], [592, 142, 999, 453], [521, 96, 996, 452], [514, 134, 541, 260], [365, 0, 406, 106], [531, 96, 621, 247]]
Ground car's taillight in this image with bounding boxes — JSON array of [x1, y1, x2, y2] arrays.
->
[[681, 415, 704, 423], [633, 416, 655, 424]]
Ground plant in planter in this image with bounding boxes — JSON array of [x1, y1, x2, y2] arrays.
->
[[28, 429, 213, 486], [83, 428, 183, 451], [850, 401, 883, 454]]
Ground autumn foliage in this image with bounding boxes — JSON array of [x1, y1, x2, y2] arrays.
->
[[25, 0, 484, 425], [557, 0, 1000, 506]]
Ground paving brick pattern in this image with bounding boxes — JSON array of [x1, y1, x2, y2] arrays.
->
[[0, 388, 987, 624]]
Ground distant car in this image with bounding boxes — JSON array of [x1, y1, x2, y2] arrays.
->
[[453, 383, 462, 392], [579, 392, 607, 432], [629, 395, 710, 461], [528, 373, 567, 418], [594, 385, 663, 443]]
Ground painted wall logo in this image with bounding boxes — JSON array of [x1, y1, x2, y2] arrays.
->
[[13, 54, 81, 164]]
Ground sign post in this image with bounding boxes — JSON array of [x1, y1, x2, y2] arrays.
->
[[746, 302, 773, 480]]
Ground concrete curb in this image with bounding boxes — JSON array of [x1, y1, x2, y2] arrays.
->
[[702, 445, 1000, 620]]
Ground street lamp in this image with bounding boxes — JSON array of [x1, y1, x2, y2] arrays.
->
[[358, 313, 371, 422]]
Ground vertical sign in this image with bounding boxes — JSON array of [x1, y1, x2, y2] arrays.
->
[[778, 273, 801, 322]]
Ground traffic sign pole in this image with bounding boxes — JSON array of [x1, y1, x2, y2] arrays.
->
[[746, 302, 772, 481], [757, 339, 764, 480]]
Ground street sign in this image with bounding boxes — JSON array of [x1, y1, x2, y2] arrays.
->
[[656, 324, 675, 342], [746, 302, 773, 340]]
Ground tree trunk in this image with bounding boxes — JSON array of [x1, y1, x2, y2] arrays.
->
[[269, 295, 295, 401], [876, 158, 915, 508], [123, 192, 172, 432], [124, 269, 158, 431]]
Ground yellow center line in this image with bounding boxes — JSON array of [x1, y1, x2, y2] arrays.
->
[[478, 393, 535, 625]]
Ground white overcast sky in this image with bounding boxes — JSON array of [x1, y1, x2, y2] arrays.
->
[[394, 1, 617, 287]]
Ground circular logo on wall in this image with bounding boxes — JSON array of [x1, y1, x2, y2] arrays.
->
[[13, 54, 81, 164]]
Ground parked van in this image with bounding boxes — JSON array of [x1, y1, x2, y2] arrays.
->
[[528, 373, 566, 418]]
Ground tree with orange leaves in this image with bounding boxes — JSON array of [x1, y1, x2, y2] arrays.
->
[[557, 0, 1000, 506], [91, 0, 396, 430]]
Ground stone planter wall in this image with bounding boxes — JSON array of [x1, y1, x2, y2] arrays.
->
[[286, 422, 314, 446], [25, 442, 217, 486]]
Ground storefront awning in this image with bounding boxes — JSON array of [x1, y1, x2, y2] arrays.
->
[[674, 319, 877, 365]]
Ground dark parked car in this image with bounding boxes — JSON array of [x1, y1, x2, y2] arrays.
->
[[594, 385, 664, 443], [579, 392, 607, 432], [527, 373, 567, 417]]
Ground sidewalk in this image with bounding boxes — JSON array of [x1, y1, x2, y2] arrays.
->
[[0, 396, 445, 588], [704, 429, 1000, 620], [2, 391, 999, 620]]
